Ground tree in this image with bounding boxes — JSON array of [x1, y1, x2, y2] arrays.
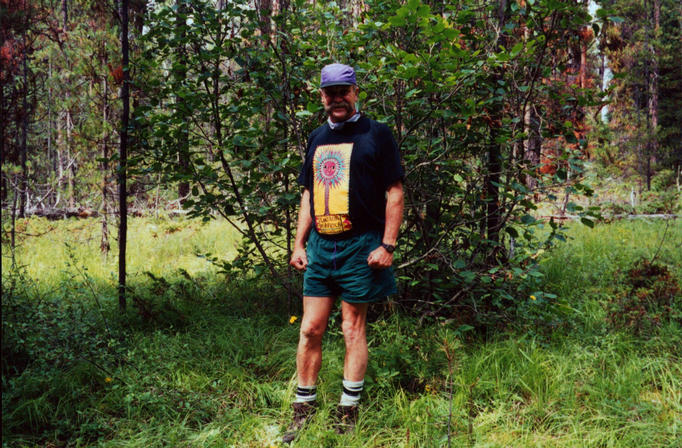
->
[[119, 0, 130, 311], [599, 0, 682, 185]]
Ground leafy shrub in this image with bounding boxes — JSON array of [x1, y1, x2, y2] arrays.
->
[[1, 273, 125, 442], [635, 190, 680, 214], [600, 201, 633, 216], [605, 258, 681, 336], [367, 315, 450, 394], [651, 169, 676, 192], [128, 271, 196, 329], [136, 0, 599, 331]]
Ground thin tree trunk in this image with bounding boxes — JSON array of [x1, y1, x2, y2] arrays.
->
[[101, 50, 110, 255], [55, 111, 63, 207], [119, 0, 130, 311], [648, 0, 660, 172], [643, 0, 659, 191], [19, 38, 28, 218], [60, 0, 73, 208], [485, 0, 508, 262], [48, 56, 54, 207], [176, 0, 190, 205], [524, 107, 541, 190], [0, 75, 5, 203], [62, 0, 68, 28], [66, 111, 74, 207], [10, 174, 19, 268]]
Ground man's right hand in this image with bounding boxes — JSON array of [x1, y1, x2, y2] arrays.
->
[[290, 247, 308, 271]]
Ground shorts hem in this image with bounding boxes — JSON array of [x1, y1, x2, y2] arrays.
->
[[341, 289, 396, 304], [303, 290, 336, 298]]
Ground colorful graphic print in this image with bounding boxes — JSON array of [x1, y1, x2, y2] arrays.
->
[[313, 143, 353, 234]]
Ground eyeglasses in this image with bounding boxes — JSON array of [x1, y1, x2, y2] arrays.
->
[[322, 86, 352, 97]]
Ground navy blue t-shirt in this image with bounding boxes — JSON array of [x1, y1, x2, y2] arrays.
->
[[298, 115, 404, 239]]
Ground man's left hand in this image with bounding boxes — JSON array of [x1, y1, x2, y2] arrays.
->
[[367, 246, 393, 269]]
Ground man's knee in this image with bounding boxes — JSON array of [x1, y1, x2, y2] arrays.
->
[[300, 320, 326, 344], [341, 316, 366, 344]]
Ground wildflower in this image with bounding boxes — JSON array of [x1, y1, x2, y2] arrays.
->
[[425, 384, 432, 393], [289, 315, 298, 324], [105, 377, 113, 383], [530, 295, 537, 301]]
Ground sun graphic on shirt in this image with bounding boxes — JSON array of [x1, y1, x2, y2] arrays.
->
[[314, 150, 347, 188]]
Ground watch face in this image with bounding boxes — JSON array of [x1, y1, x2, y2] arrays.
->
[[382, 243, 395, 253]]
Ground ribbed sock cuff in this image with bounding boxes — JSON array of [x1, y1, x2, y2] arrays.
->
[[339, 378, 364, 406], [294, 385, 317, 403]]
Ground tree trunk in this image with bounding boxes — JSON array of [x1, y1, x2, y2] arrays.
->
[[485, 0, 508, 262], [66, 111, 74, 207], [101, 50, 110, 255], [524, 107, 541, 190], [0, 74, 5, 202], [256, 0, 272, 36], [644, 0, 660, 191], [19, 38, 28, 218], [648, 0, 660, 175], [47, 55, 54, 207], [176, 0, 190, 205], [119, 0, 130, 311], [62, 0, 68, 28]]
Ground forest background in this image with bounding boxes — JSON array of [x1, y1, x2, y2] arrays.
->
[[1, 0, 681, 446]]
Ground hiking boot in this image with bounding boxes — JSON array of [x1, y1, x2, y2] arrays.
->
[[334, 404, 358, 434], [282, 401, 317, 444]]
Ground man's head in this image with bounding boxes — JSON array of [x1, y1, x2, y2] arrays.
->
[[320, 63, 359, 123]]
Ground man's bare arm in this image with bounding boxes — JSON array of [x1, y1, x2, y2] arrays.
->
[[367, 181, 404, 269], [290, 189, 313, 271]]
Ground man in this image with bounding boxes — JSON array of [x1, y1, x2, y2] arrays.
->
[[283, 63, 404, 442]]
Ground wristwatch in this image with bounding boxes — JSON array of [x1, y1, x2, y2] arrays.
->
[[381, 243, 396, 253]]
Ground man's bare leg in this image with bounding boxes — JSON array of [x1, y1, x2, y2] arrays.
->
[[284, 297, 334, 443], [334, 300, 368, 432], [297, 296, 335, 385], [341, 301, 369, 382]]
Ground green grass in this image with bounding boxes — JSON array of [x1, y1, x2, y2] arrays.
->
[[4, 215, 241, 291], [2, 217, 681, 447]]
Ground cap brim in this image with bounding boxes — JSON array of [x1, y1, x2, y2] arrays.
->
[[320, 81, 356, 88]]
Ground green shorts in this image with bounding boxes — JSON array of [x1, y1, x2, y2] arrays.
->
[[303, 230, 397, 303]]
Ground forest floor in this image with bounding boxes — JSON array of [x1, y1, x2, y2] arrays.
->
[[2, 217, 681, 447]]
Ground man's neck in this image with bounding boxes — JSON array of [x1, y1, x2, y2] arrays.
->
[[328, 112, 360, 130]]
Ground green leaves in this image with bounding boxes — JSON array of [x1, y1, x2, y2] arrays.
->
[[133, 0, 600, 328]]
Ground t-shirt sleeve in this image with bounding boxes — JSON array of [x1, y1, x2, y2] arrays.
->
[[298, 135, 315, 189], [377, 123, 405, 189]]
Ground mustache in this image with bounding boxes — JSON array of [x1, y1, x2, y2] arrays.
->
[[325, 101, 352, 113]]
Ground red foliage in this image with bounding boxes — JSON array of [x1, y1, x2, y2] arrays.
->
[[539, 156, 557, 175], [578, 26, 594, 43], [108, 63, 124, 84]]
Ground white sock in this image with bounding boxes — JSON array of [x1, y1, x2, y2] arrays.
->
[[294, 385, 317, 403], [339, 378, 364, 407]]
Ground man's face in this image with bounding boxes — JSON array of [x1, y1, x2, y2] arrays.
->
[[320, 85, 358, 123]]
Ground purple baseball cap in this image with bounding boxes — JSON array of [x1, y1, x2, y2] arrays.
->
[[320, 63, 356, 88]]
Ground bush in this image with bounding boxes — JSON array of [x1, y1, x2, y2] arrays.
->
[[605, 258, 681, 336], [137, 0, 599, 331], [651, 169, 676, 192], [1, 274, 125, 442], [635, 190, 680, 214], [600, 201, 633, 216]]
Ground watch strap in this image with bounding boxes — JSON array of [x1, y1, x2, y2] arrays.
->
[[381, 243, 396, 253]]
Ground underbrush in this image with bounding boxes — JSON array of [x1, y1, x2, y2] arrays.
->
[[2, 218, 681, 447], [581, 163, 682, 216]]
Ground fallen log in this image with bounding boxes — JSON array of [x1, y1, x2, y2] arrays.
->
[[539, 214, 679, 221], [26, 208, 99, 220]]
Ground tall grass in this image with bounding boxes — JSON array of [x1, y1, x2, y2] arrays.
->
[[3, 216, 241, 290], [2, 217, 680, 447]]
